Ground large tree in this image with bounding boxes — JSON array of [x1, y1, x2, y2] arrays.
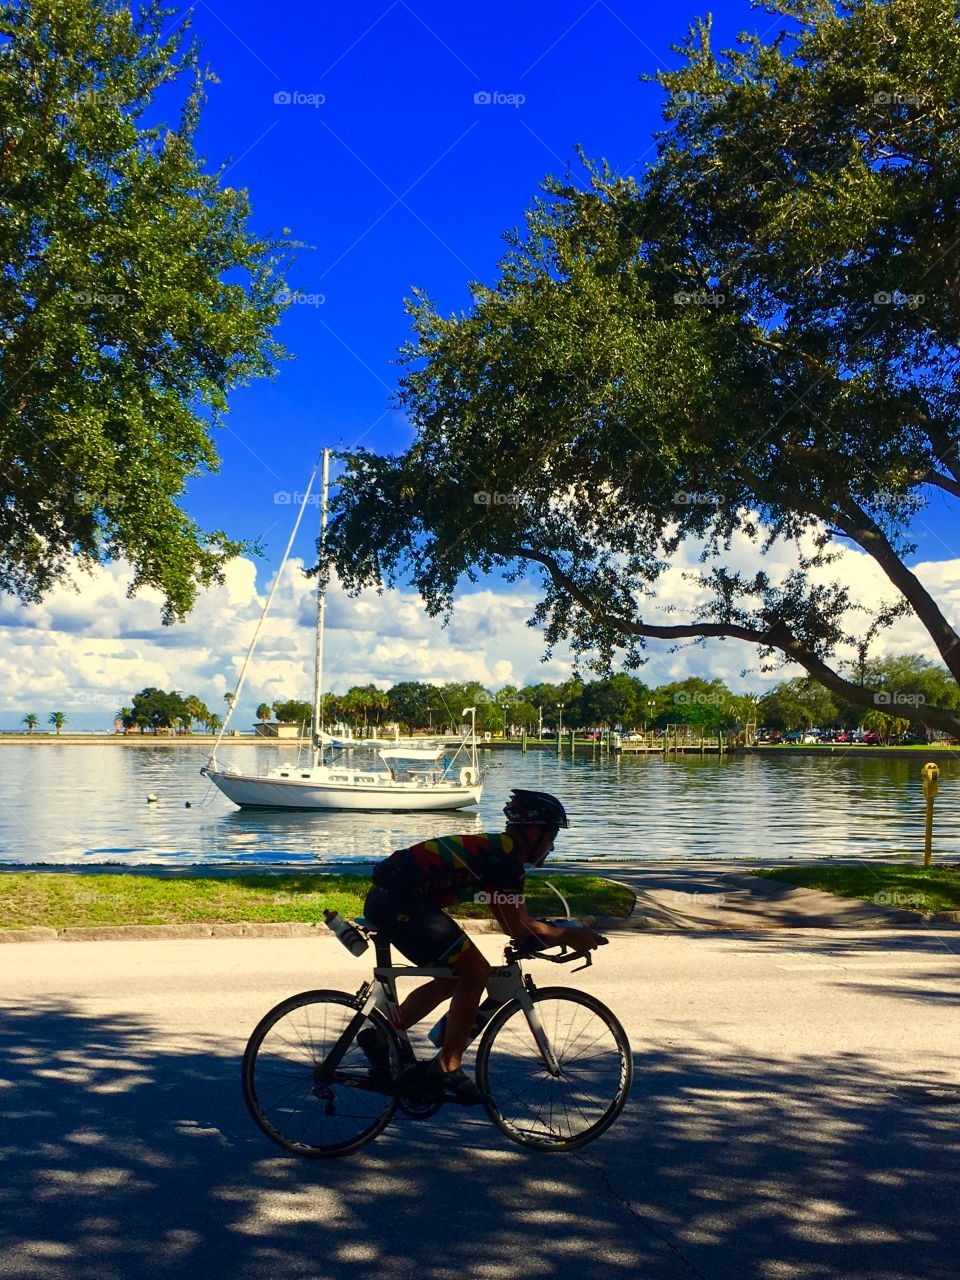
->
[[0, 0, 290, 620], [387, 681, 443, 731], [327, 0, 960, 738], [129, 686, 186, 733], [760, 679, 841, 732]]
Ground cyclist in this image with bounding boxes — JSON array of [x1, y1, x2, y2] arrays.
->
[[361, 789, 603, 1105]]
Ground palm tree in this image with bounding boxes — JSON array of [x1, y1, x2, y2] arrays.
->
[[22, 714, 38, 734], [207, 712, 223, 734], [48, 711, 67, 735], [184, 695, 208, 733], [860, 709, 893, 742]]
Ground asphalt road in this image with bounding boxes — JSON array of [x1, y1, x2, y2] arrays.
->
[[1, 928, 959, 1280]]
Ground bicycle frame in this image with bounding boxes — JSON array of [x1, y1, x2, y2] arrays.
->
[[317, 935, 563, 1085]]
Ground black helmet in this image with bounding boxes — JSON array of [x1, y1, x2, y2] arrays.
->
[[503, 789, 569, 829]]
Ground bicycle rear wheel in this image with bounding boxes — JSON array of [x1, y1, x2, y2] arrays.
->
[[242, 990, 400, 1158], [476, 988, 632, 1151]]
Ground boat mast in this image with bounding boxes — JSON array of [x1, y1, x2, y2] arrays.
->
[[312, 448, 331, 767]]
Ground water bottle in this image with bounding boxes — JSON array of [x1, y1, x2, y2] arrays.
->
[[427, 994, 502, 1048], [323, 910, 369, 957]]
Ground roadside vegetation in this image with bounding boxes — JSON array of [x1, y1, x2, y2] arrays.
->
[[19, 655, 953, 744], [0, 872, 634, 931], [753, 866, 960, 916]]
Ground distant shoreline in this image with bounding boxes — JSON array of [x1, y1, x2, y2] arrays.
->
[[0, 734, 957, 761], [0, 734, 280, 746]]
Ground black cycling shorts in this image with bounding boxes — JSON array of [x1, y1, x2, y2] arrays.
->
[[363, 883, 473, 969]]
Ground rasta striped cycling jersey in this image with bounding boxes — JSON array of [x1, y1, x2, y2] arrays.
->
[[372, 831, 526, 909]]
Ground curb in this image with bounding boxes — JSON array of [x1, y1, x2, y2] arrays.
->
[[0, 918, 506, 944], [0, 916, 626, 944]]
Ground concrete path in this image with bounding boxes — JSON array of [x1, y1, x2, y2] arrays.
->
[[550, 860, 960, 931], [1, 930, 959, 1279]]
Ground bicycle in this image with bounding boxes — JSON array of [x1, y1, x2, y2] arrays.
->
[[241, 920, 632, 1157]]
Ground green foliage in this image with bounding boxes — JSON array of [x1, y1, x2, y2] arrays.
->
[[271, 698, 313, 726], [651, 677, 736, 728], [0, 871, 635, 928], [754, 865, 960, 915], [255, 703, 272, 722], [0, 0, 291, 620], [327, 0, 960, 737], [386, 680, 446, 730], [128, 686, 187, 733], [47, 710, 67, 733], [759, 679, 841, 732]]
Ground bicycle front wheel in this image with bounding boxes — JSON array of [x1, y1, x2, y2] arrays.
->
[[242, 990, 399, 1158], [476, 988, 632, 1151]]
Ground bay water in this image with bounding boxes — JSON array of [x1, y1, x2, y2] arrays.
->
[[0, 743, 956, 867]]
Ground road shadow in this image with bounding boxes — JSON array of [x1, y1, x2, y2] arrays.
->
[[663, 928, 960, 958], [0, 1001, 958, 1279]]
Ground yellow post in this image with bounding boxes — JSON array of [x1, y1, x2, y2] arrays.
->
[[921, 762, 940, 866]]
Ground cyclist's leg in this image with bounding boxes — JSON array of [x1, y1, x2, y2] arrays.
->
[[362, 886, 488, 1056], [437, 938, 489, 1072], [396, 974, 457, 1028]]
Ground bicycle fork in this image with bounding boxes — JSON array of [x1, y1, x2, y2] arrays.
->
[[512, 984, 562, 1077]]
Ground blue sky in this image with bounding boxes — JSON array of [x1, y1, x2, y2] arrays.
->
[[179, 0, 775, 564]]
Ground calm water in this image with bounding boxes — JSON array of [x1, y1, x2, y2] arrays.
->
[[0, 743, 956, 866]]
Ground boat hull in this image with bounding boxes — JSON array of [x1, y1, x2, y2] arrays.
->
[[202, 768, 482, 812]]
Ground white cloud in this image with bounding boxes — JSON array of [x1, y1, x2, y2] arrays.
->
[[1, 529, 957, 730]]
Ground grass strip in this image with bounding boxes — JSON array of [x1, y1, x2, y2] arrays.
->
[[752, 864, 960, 914], [0, 871, 634, 930]]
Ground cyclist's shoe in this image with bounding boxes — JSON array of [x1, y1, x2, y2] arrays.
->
[[430, 1059, 489, 1107], [356, 1026, 391, 1072]]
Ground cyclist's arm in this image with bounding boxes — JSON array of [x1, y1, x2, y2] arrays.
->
[[491, 897, 601, 951]]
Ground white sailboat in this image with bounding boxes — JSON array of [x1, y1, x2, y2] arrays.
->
[[201, 450, 484, 812]]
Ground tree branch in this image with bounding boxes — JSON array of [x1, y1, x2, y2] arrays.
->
[[509, 544, 960, 736], [803, 499, 960, 684]]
